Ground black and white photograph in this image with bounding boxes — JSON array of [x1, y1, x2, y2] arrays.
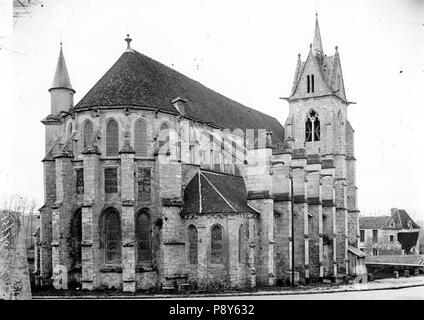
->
[[0, 0, 423, 308]]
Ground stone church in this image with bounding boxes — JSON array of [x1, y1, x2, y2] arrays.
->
[[36, 15, 363, 292]]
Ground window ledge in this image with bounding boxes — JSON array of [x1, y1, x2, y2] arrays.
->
[[100, 265, 122, 273], [135, 264, 157, 272]]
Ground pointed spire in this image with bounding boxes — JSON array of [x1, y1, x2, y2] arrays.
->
[[312, 12, 324, 61], [291, 53, 302, 94], [50, 43, 74, 92]]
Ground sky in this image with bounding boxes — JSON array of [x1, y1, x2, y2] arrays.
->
[[0, 0, 423, 220]]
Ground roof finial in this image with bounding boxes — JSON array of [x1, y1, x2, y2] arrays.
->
[[125, 34, 133, 52]]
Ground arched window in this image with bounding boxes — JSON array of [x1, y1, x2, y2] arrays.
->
[[305, 110, 320, 142], [311, 74, 315, 92], [70, 208, 82, 268], [238, 224, 244, 263], [158, 122, 170, 154], [83, 120, 93, 149], [134, 119, 148, 156], [135, 209, 151, 263], [211, 224, 224, 264], [187, 225, 198, 265], [68, 123, 73, 136], [307, 75, 310, 93], [106, 119, 119, 156], [102, 208, 121, 264]]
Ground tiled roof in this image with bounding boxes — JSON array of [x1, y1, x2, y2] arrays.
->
[[182, 171, 256, 214], [359, 216, 390, 229], [74, 50, 285, 142], [386, 209, 420, 229]]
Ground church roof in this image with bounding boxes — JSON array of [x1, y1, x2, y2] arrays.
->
[[73, 48, 285, 142], [50, 45, 74, 92], [182, 171, 256, 214]]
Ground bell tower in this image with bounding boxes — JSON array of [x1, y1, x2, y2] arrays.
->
[[284, 14, 351, 156], [283, 14, 359, 276]]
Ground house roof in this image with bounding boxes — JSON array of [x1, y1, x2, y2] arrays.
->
[[359, 216, 390, 229], [181, 171, 256, 214], [386, 208, 420, 229], [73, 49, 285, 142]]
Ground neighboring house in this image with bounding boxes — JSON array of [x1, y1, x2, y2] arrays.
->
[[359, 208, 421, 256]]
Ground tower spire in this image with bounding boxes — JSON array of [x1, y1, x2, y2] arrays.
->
[[312, 12, 324, 62], [49, 44, 74, 92]]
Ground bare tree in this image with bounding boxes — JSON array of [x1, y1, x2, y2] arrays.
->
[[13, 0, 44, 26]]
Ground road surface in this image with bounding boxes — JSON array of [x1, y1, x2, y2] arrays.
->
[[168, 285, 424, 300]]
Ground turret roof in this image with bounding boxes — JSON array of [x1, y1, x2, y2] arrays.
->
[[50, 44, 74, 92]]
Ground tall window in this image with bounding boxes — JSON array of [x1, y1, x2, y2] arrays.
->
[[134, 119, 148, 156], [158, 122, 170, 154], [211, 224, 224, 264], [360, 229, 365, 242], [187, 225, 198, 265], [372, 229, 378, 243], [238, 224, 244, 263], [389, 235, 394, 243], [104, 168, 118, 193], [178, 128, 186, 162], [76, 168, 84, 194], [70, 208, 82, 268], [137, 168, 151, 201], [307, 75, 310, 93], [83, 120, 93, 149], [306, 74, 315, 93], [106, 119, 119, 156], [305, 110, 320, 142], [102, 208, 121, 264], [136, 209, 151, 263]]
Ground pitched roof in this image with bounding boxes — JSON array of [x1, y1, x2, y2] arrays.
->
[[74, 49, 285, 142], [359, 216, 390, 229], [50, 45, 74, 92], [386, 208, 420, 229], [289, 17, 348, 102], [181, 171, 256, 214]]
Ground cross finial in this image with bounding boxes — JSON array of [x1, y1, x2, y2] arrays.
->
[[125, 34, 132, 51]]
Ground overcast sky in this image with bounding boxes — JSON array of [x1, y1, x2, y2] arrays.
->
[[0, 0, 423, 219]]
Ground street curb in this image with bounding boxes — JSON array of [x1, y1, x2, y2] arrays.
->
[[32, 279, 424, 299]]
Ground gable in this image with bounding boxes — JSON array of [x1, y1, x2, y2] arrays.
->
[[291, 52, 332, 99]]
